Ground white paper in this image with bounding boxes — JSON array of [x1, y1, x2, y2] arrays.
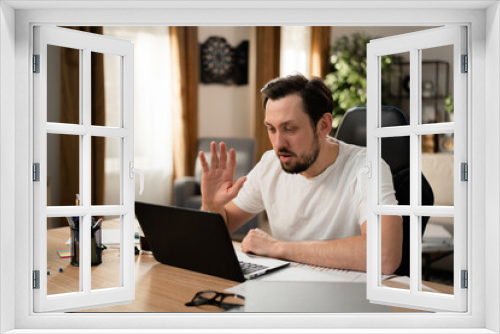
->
[[102, 229, 121, 245], [65, 229, 139, 246], [226, 262, 369, 297]]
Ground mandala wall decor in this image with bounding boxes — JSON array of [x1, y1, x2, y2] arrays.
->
[[200, 36, 249, 85]]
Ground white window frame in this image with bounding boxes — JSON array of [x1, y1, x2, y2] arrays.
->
[[1, 1, 498, 333], [366, 26, 468, 312], [32, 25, 135, 312]]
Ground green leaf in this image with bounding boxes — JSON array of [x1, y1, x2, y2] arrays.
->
[[326, 32, 397, 126]]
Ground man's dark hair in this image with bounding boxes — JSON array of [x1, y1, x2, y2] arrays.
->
[[261, 74, 334, 128]]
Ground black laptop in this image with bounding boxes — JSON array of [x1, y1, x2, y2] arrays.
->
[[135, 202, 289, 282]]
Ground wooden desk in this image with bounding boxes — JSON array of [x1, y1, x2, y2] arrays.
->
[[47, 224, 240, 312], [47, 224, 453, 313]]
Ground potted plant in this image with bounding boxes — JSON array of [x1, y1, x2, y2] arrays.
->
[[324, 33, 400, 131]]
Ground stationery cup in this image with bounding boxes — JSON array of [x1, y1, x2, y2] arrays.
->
[[70, 221, 80, 267], [70, 218, 103, 266]]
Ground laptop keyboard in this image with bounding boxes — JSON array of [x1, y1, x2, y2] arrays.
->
[[239, 261, 268, 275]]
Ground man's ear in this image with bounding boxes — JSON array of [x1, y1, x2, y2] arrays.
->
[[317, 113, 333, 136]]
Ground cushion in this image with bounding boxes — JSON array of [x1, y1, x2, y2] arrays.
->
[[421, 153, 454, 206]]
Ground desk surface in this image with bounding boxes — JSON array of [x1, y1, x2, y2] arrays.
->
[[46, 223, 453, 313]]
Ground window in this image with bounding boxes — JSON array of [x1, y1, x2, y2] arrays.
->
[[366, 26, 467, 312], [280, 26, 311, 76], [102, 26, 173, 206], [2, 2, 497, 332], [33, 26, 136, 312]]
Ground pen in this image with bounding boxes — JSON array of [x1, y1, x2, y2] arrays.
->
[[93, 218, 103, 230], [66, 216, 75, 229]]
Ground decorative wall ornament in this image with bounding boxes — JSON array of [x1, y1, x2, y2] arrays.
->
[[200, 36, 249, 85]]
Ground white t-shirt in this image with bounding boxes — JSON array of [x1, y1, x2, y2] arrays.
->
[[232, 139, 398, 241]]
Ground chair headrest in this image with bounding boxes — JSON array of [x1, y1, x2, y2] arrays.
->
[[335, 106, 410, 174]]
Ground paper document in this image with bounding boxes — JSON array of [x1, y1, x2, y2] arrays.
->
[[65, 229, 139, 246], [102, 229, 121, 245], [226, 261, 380, 297], [102, 229, 140, 245]]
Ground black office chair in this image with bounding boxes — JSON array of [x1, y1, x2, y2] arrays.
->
[[335, 106, 434, 276]]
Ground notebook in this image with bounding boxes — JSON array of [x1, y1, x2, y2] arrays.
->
[[135, 202, 289, 282]]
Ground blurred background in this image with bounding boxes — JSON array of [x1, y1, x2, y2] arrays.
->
[[45, 26, 455, 287]]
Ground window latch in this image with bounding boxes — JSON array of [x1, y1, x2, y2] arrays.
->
[[129, 162, 144, 195], [355, 162, 372, 194]]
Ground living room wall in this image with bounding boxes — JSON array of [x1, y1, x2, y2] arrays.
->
[[197, 26, 256, 139], [199, 26, 453, 141]]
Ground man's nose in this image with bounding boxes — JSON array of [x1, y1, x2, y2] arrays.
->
[[274, 131, 286, 148]]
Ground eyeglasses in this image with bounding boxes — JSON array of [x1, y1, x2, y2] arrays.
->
[[185, 290, 245, 310]]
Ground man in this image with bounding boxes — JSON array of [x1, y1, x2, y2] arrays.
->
[[199, 74, 402, 275]]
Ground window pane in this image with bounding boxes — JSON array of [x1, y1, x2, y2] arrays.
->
[[421, 137, 454, 206], [280, 26, 311, 76], [422, 216, 454, 295], [381, 215, 410, 291], [366, 26, 466, 313], [47, 44, 80, 124], [93, 136, 121, 206], [380, 136, 410, 205], [93, 52, 121, 127], [381, 51, 410, 124], [47, 216, 81, 295], [421, 133, 455, 154], [420, 45, 453, 124], [91, 216, 122, 290], [47, 134, 80, 206]]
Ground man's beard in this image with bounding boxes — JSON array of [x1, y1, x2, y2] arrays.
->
[[277, 136, 320, 174]]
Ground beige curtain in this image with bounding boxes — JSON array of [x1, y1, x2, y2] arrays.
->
[[170, 27, 199, 178], [60, 26, 105, 207], [254, 27, 281, 160], [310, 26, 331, 78]]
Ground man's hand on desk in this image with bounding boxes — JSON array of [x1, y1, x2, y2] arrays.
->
[[240, 228, 362, 272], [241, 228, 283, 258], [241, 230, 367, 272], [241, 216, 403, 275]]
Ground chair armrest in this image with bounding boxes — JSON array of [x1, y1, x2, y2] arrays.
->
[[173, 176, 200, 207]]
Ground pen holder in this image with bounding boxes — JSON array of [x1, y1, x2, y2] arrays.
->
[[70, 219, 103, 267]]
